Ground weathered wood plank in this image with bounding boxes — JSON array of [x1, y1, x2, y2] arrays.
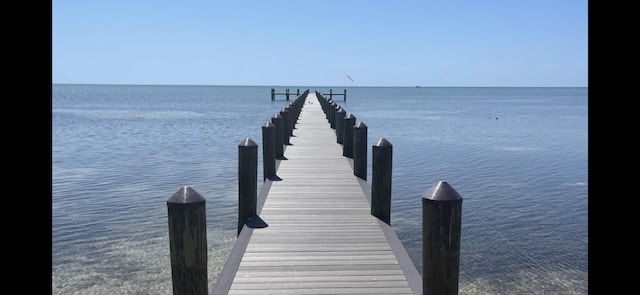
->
[[230, 280, 412, 289], [235, 264, 406, 272], [232, 269, 406, 277], [231, 274, 409, 283]]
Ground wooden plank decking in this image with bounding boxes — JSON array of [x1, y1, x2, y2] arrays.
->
[[212, 93, 421, 295]]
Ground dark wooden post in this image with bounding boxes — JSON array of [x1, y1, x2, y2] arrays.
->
[[167, 186, 208, 295], [344, 88, 347, 102], [286, 105, 295, 134], [422, 181, 463, 295], [280, 108, 291, 145], [342, 113, 356, 158], [330, 103, 338, 129], [238, 138, 257, 236], [297, 88, 300, 96], [335, 108, 346, 144], [271, 114, 285, 160], [371, 138, 392, 225], [271, 88, 275, 101], [353, 122, 368, 180], [288, 104, 296, 131], [324, 99, 332, 120], [286, 88, 290, 101], [329, 88, 333, 100], [262, 122, 277, 181]]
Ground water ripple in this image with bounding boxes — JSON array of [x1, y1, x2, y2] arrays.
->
[[53, 85, 587, 294]]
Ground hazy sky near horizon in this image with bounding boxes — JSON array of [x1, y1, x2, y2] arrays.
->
[[52, 0, 588, 87]]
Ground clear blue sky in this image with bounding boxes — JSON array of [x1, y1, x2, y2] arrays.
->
[[52, 0, 588, 87]]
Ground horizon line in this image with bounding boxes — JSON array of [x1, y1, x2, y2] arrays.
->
[[51, 82, 588, 88]]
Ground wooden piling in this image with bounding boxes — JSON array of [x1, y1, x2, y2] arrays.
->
[[330, 103, 338, 129], [279, 108, 291, 145], [422, 181, 463, 295], [285, 105, 295, 135], [271, 114, 285, 160], [288, 104, 297, 130], [323, 99, 332, 120], [342, 113, 356, 158], [335, 108, 346, 144], [261, 122, 277, 181], [167, 186, 208, 295], [238, 138, 257, 236], [371, 138, 392, 225], [353, 122, 368, 180]]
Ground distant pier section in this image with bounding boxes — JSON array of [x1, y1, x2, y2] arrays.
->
[[165, 89, 464, 295], [272, 88, 346, 102]]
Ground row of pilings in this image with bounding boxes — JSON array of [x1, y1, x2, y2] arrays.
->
[[315, 90, 463, 295], [239, 89, 309, 235], [165, 88, 463, 295], [271, 88, 346, 101], [316, 90, 392, 223], [165, 89, 308, 295]]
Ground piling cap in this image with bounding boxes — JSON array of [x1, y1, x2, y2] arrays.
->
[[239, 138, 258, 147], [422, 181, 463, 204], [374, 137, 392, 147], [167, 186, 205, 204], [345, 113, 356, 120], [272, 113, 282, 119], [262, 121, 275, 128], [355, 121, 368, 129]]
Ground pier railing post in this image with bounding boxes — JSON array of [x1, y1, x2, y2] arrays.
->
[[371, 138, 392, 225], [280, 108, 291, 145], [335, 108, 346, 144], [344, 88, 347, 102], [422, 181, 463, 295], [271, 88, 275, 101], [324, 99, 332, 120], [330, 103, 338, 129], [238, 138, 258, 236], [286, 88, 290, 101], [342, 113, 356, 158], [285, 105, 295, 135], [262, 122, 278, 181], [288, 104, 297, 130], [167, 186, 208, 295], [353, 122, 368, 180], [271, 114, 285, 160]]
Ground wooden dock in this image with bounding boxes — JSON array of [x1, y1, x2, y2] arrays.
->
[[212, 92, 422, 294]]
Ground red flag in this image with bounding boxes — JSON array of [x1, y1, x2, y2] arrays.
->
[[346, 74, 353, 82]]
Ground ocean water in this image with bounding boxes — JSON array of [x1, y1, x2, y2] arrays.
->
[[52, 85, 588, 294]]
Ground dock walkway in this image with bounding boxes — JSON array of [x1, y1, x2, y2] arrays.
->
[[212, 93, 421, 295]]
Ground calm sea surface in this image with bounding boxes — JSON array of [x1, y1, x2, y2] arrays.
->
[[52, 85, 588, 294]]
